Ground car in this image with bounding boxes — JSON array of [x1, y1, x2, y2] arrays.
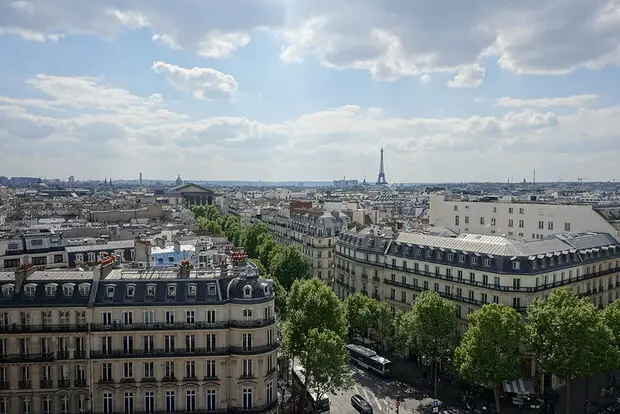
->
[[351, 394, 374, 414]]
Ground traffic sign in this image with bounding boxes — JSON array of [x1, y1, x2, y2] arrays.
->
[[433, 400, 439, 407], [396, 401, 400, 407]]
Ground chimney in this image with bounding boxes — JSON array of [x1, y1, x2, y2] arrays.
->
[[134, 238, 152, 263], [174, 241, 181, 254], [155, 238, 165, 248], [97, 255, 116, 279], [178, 259, 191, 278], [15, 263, 36, 292]]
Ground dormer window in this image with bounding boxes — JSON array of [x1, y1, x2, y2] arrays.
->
[[447, 253, 454, 261], [484, 258, 492, 267], [62, 285, 74, 296], [146, 285, 156, 297], [167, 285, 177, 297], [106, 286, 115, 298], [126, 286, 135, 298], [45, 285, 57, 296], [2, 284, 14, 297], [264, 286, 270, 295], [208, 285, 217, 296], [512, 261, 521, 270], [187, 284, 197, 297], [458, 255, 465, 263], [79, 284, 90, 296], [243, 285, 252, 299], [25, 285, 36, 297], [472, 257, 479, 265]]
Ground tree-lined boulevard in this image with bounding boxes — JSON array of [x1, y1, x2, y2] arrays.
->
[[192, 206, 620, 413]]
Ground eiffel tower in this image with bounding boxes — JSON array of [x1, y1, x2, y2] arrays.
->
[[376, 148, 388, 185]]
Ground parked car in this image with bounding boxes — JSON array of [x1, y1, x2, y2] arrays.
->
[[351, 394, 374, 414]]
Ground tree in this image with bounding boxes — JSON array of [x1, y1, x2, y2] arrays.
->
[[274, 278, 288, 318], [282, 279, 349, 412], [454, 304, 524, 412], [303, 329, 351, 412], [394, 291, 456, 397], [370, 300, 393, 349], [526, 287, 619, 414], [196, 217, 223, 236], [269, 246, 310, 290], [256, 233, 278, 270], [345, 293, 375, 338], [243, 223, 269, 258], [602, 299, 620, 352]]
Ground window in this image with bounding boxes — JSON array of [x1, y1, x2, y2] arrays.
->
[[126, 286, 135, 298], [123, 311, 133, 325], [185, 361, 196, 379], [185, 334, 196, 352], [164, 335, 175, 353], [208, 285, 217, 295], [453, 205, 458, 211], [75, 253, 84, 262], [165, 391, 175, 413], [20, 397, 31, 414], [144, 311, 154, 325], [167, 285, 176, 297], [165, 311, 175, 324], [564, 222, 571, 232], [471, 257, 478, 265], [105, 286, 115, 298], [464, 216, 469, 224], [267, 381, 274, 403], [206, 334, 216, 351], [144, 392, 155, 414], [538, 221, 544, 229], [479, 217, 484, 225], [242, 359, 253, 377], [186, 390, 196, 412], [508, 207, 513, 214], [455, 215, 459, 226], [548, 221, 554, 230], [508, 219, 514, 228], [101, 312, 112, 325], [512, 261, 520, 270], [186, 311, 195, 323], [243, 333, 253, 351], [103, 393, 113, 414], [79, 284, 90, 296], [512, 297, 521, 309], [144, 361, 154, 378], [124, 392, 134, 414], [518, 220, 524, 228], [206, 310, 216, 323], [54, 254, 64, 263], [243, 286, 252, 298], [242, 388, 253, 410], [45, 285, 56, 296], [164, 361, 175, 378], [43, 396, 52, 414], [206, 360, 217, 378], [187, 284, 197, 297], [24, 285, 36, 297], [483, 258, 491, 267], [206, 390, 217, 411], [123, 362, 133, 379], [146, 285, 156, 297]]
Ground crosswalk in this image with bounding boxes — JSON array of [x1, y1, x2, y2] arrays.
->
[[352, 384, 393, 413]]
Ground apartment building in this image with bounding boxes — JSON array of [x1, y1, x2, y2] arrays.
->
[[0, 230, 67, 271], [263, 206, 347, 283], [336, 229, 620, 335], [334, 226, 394, 300], [0, 257, 279, 414], [429, 193, 620, 241]]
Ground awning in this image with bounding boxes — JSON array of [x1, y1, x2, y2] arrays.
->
[[503, 378, 535, 395]]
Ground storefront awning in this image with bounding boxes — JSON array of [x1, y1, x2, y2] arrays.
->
[[503, 378, 534, 395]]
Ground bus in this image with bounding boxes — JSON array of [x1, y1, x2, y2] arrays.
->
[[346, 344, 392, 376], [292, 361, 331, 413]]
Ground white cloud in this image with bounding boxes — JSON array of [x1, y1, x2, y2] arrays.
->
[[1, 74, 620, 182], [497, 94, 599, 108], [151, 61, 238, 100], [0, 0, 284, 56], [420, 74, 432, 84], [279, 0, 620, 80], [447, 65, 486, 88]]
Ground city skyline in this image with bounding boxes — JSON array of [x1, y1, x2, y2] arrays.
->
[[1, 1, 620, 182]]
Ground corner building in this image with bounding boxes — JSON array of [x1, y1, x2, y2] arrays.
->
[[0, 258, 279, 414]]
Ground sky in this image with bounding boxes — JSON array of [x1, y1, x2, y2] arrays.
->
[[1, 1, 620, 183]]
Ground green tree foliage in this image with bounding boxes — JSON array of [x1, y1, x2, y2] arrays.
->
[[345, 293, 375, 338], [602, 299, 620, 367], [455, 304, 524, 412], [243, 223, 269, 258], [283, 279, 349, 412], [283, 278, 348, 357], [269, 246, 310, 290], [394, 291, 456, 397], [196, 216, 223, 236], [526, 287, 619, 414], [273, 279, 288, 318], [371, 301, 394, 345], [256, 233, 278, 270], [304, 329, 352, 409]]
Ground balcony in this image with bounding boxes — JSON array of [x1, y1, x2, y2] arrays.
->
[[90, 321, 230, 332], [75, 378, 87, 387], [161, 376, 177, 382], [18, 380, 31, 389], [98, 378, 115, 385], [204, 375, 219, 381], [361, 273, 369, 280], [239, 374, 257, 380], [119, 378, 136, 384], [57, 350, 70, 360], [229, 317, 277, 329], [0, 353, 54, 363], [0, 323, 89, 334], [0, 381, 8, 390], [74, 350, 87, 359], [141, 377, 157, 383], [229, 401, 279, 413], [58, 379, 71, 388], [229, 342, 280, 356], [90, 347, 230, 359], [39, 379, 53, 388]]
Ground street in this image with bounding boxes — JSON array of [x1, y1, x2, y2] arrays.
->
[[329, 364, 437, 414]]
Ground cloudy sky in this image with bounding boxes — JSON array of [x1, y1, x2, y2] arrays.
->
[[1, 0, 619, 183]]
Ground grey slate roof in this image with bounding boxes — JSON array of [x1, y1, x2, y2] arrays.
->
[[65, 240, 134, 253]]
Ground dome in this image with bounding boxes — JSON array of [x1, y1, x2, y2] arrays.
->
[[175, 174, 183, 186]]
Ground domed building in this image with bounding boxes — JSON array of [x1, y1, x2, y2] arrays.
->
[[175, 174, 183, 186]]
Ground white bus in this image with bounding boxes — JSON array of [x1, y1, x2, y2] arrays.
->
[[346, 344, 393, 376], [292, 361, 330, 413]]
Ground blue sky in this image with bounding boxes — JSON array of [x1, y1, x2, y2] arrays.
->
[[1, 0, 619, 183]]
